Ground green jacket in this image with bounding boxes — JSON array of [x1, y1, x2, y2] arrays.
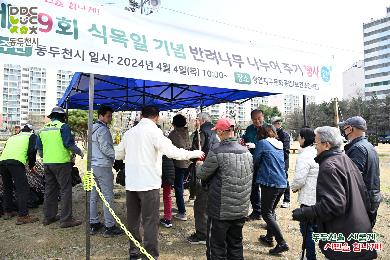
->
[[243, 124, 261, 154]]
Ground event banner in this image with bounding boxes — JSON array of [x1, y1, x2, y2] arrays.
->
[[0, 0, 333, 95]]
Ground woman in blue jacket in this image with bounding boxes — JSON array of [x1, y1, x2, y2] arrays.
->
[[254, 125, 289, 255]]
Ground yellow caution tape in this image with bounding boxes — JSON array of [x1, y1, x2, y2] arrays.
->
[[84, 170, 155, 260]]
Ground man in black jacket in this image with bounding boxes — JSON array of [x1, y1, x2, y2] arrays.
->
[[292, 126, 377, 260], [339, 116, 382, 227], [272, 117, 291, 208], [188, 112, 219, 245]]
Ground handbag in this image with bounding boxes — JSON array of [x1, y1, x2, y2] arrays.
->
[[116, 168, 126, 186], [114, 160, 126, 186], [71, 166, 82, 187]]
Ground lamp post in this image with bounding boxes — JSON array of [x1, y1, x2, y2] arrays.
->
[[303, 95, 307, 127]]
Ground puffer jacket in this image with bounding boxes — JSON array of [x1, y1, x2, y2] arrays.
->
[[168, 127, 191, 169], [254, 138, 287, 188], [162, 155, 175, 185], [197, 138, 253, 220], [290, 145, 319, 206]]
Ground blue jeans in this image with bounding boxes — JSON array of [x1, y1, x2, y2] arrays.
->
[[300, 221, 317, 260], [174, 167, 187, 214]]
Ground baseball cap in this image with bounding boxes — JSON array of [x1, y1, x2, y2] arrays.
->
[[338, 116, 367, 131], [271, 116, 283, 124], [212, 118, 235, 131]]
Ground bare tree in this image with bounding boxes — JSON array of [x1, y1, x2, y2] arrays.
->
[[27, 113, 46, 129]]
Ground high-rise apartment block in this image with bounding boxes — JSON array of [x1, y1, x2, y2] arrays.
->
[[363, 7, 390, 99]]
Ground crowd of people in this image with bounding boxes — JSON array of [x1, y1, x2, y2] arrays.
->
[[0, 104, 383, 260]]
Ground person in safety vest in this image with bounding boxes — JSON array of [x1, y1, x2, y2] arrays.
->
[[36, 106, 84, 228], [0, 124, 39, 224]]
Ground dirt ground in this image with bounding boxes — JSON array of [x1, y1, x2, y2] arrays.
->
[[1, 142, 389, 260]]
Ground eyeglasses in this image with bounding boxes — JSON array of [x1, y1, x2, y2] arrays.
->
[[314, 141, 327, 146], [343, 126, 351, 132]]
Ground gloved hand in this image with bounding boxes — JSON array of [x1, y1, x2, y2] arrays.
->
[[292, 208, 305, 221], [292, 207, 315, 221]]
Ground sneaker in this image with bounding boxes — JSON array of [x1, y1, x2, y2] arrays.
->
[[269, 243, 289, 255], [103, 225, 124, 238], [60, 218, 82, 228], [90, 222, 104, 235], [128, 255, 142, 260], [258, 235, 274, 247], [280, 202, 290, 208], [42, 214, 60, 226], [3, 211, 17, 220], [174, 213, 188, 221], [16, 215, 39, 225], [187, 233, 206, 245], [160, 218, 172, 228], [245, 212, 262, 221]]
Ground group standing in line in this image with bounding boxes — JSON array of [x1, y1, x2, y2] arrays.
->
[[0, 104, 382, 260]]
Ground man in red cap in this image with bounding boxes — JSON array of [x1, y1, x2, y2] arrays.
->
[[196, 118, 253, 260]]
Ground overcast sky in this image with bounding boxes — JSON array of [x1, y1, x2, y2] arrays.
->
[[95, 0, 390, 100]]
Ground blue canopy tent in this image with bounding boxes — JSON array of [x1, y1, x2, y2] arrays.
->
[[57, 72, 280, 260], [58, 72, 278, 111]]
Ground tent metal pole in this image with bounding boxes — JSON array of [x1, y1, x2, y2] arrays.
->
[[334, 98, 339, 126], [303, 95, 307, 126], [126, 79, 129, 109], [143, 81, 146, 106], [86, 74, 94, 260], [65, 98, 69, 123]]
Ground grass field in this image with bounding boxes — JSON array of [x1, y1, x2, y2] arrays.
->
[[0, 142, 389, 259]]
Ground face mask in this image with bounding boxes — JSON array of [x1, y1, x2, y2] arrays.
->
[[342, 126, 353, 139]]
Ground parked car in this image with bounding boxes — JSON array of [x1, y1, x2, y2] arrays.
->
[[378, 135, 390, 144]]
